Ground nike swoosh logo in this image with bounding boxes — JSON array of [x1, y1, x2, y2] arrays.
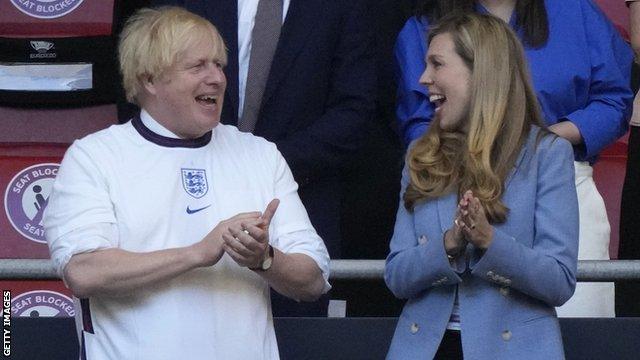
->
[[186, 205, 211, 214]]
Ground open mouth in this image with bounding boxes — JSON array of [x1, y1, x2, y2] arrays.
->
[[429, 94, 446, 111], [195, 95, 218, 106]]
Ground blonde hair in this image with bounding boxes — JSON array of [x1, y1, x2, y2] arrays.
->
[[404, 13, 547, 223], [118, 6, 228, 104]]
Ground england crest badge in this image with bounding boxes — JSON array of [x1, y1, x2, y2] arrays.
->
[[181, 168, 208, 199]]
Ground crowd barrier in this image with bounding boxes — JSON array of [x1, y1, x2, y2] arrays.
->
[[2, 259, 640, 281], [4, 259, 640, 359], [9, 317, 640, 359]]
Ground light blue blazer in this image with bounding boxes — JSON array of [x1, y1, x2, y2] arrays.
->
[[385, 127, 579, 360]]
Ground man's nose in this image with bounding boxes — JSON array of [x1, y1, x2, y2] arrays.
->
[[205, 64, 225, 84]]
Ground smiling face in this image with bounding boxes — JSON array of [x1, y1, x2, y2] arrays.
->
[[420, 32, 472, 132], [143, 31, 227, 139]]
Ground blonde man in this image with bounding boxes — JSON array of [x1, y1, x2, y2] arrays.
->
[[44, 7, 330, 359]]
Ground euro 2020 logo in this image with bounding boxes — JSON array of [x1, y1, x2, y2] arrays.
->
[[4, 163, 59, 243]]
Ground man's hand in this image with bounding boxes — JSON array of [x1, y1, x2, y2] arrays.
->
[[223, 199, 280, 268], [191, 211, 263, 267]]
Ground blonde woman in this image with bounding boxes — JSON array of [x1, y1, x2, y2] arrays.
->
[[396, 0, 633, 318], [385, 13, 578, 359]]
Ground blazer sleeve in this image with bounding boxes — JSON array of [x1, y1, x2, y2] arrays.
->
[[384, 166, 463, 300], [275, 0, 376, 185], [395, 16, 432, 147], [470, 137, 579, 307], [564, 0, 633, 160]]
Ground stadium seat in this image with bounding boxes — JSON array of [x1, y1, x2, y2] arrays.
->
[[0, 143, 67, 259]]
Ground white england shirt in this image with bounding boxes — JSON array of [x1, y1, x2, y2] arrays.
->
[[44, 110, 330, 360]]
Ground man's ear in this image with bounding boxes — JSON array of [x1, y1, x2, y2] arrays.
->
[[142, 74, 157, 95]]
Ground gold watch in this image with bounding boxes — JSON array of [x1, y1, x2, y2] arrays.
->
[[251, 245, 274, 271]]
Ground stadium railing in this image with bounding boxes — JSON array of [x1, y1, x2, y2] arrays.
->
[[2, 258, 640, 281]]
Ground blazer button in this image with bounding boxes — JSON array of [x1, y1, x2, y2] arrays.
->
[[418, 235, 428, 245], [410, 323, 419, 334], [502, 330, 512, 341], [500, 287, 510, 296]]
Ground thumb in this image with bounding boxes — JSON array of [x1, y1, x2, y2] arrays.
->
[[261, 199, 280, 227]]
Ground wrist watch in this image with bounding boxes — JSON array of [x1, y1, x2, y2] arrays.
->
[[251, 245, 274, 271]]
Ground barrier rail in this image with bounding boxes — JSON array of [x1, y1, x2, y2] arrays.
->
[[1, 259, 640, 281]]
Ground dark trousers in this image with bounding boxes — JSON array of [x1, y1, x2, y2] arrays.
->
[[616, 125, 640, 316], [434, 330, 463, 360], [270, 291, 329, 317]]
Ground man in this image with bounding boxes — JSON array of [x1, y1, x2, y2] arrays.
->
[[44, 7, 330, 359], [150, 0, 374, 316], [151, 0, 375, 257]]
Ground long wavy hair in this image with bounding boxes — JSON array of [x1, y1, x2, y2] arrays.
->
[[403, 13, 547, 223], [417, 0, 549, 48]]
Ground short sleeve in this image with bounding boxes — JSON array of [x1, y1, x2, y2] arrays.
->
[[268, 147, 331, 293], [44, 142, 118, 277]]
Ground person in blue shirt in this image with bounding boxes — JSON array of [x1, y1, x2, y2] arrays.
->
[[394, 0, 633, 317], [385, 13, 578, 359]]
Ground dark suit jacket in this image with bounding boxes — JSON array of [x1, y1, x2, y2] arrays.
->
[[152, 0, 376, 257]]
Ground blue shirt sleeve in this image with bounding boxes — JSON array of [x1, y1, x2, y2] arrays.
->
[[562, 0, 633, 160], [395, 2, 632, 160], [394, 17, 432, 147]]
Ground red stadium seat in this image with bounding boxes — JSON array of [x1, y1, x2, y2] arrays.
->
[[0, 280, 74, 318], [0, 104, 118, 143], [0, 1, 119, 106], [0, 1, 115, 37], [0, 142, 68, 259], [0, 1, 125, 323]]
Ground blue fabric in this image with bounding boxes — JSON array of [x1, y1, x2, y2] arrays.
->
[[385, 128, 579, 359], [394, 0, 633, 162]]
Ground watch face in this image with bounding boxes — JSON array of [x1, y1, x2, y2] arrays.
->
[[262, 257, 273, 270]]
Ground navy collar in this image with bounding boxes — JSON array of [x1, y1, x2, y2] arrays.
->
[[131, 115, 211, 148]]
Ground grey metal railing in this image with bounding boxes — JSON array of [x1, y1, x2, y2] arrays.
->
[[1, 259, 640, 281]]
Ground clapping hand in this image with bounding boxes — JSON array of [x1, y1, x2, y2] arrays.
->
[[444, 198, 468, 258], [458, 190, 493, 249], [194, 211, 262, 267], [222, 199, 280, 268]]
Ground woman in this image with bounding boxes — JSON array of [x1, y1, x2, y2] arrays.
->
[[385, 13, 578, 359], [395, 0, 633, 318]]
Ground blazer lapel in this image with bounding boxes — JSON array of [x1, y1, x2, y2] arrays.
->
[[205, 0, 239, 125], [504, 137, 529, 190], [261, 0, 323, 106]]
